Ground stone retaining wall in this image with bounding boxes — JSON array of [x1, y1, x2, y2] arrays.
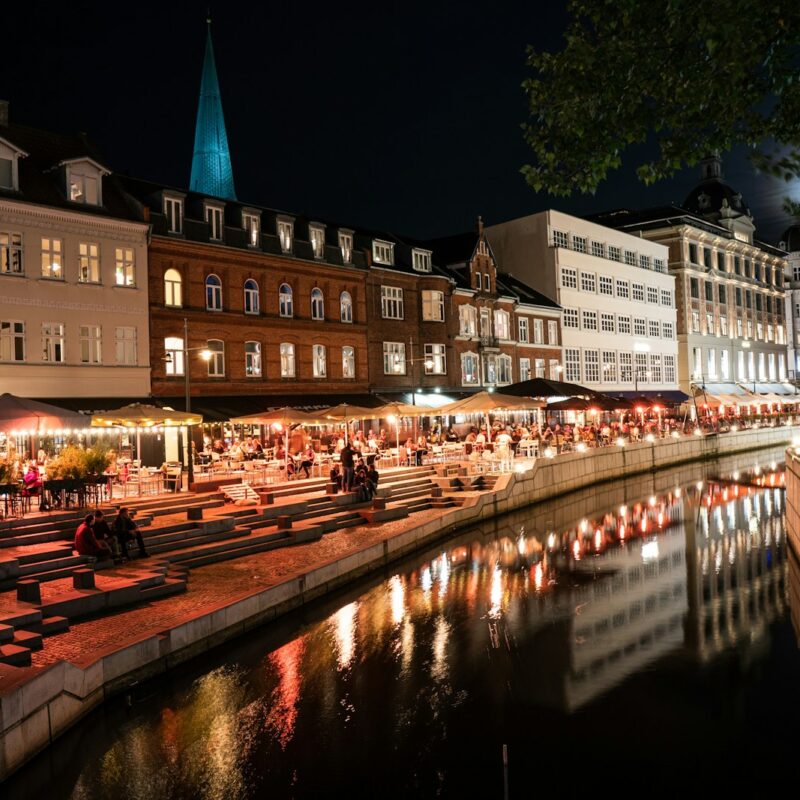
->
[[785, 445, 800, 558], [2, 424, 798, 780]]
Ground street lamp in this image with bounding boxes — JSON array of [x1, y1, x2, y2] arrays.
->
[[162, 318, 212, 487], [633, 367, 651, 393]]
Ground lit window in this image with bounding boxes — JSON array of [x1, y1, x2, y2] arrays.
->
[[461, 352, 480, 385], [0, 320, 25, 362], [79, 325, 102, 364], [424, 343, 446, 375], [245, 341, 261, 377], [243, 211, 260, 247], [518, 317, 529, 342], [0, 232, 23, 274], [312, 344, 327, 377], [206, 339, 225, 377], [421, 290, 444, 322], [41, 238, 63, 279], [380, 286, 404, 319], [311, 288, 325, 320], [278, 219, 294, 253], [340, 291, 353, 323], [164, 269, 182, 307], [68, 169, 100, 205], [533, 319, 544, 343], [279, 283, 294, 317], [115, 247, 135, 286], [42, 322, 65, 362], [519, 358, 530, 382], [548, 320, 558, 344], [497, 354, 512, 384], [164, 196, 184, 234], [383, 341, 406, 375], [206, 274, 222, 311], [78, 242, 100, 283], [339, 230, 353, 263], [310, 225, 325, 259], [412, 249, 432, 272], [373, 240, 394, 265], [342, 346, 355, 378], [115, 327, 137, 365], [244, 279, 259, 314], [459, 305, 477, 336], [164, 337, 184, 375], [280, 343, 295, 377], [494, 310, 510, 340]]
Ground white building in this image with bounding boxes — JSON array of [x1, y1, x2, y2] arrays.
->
[[487, 209, 680, 396], [0, 102, 150, 400], [782, 223, 800, 379]]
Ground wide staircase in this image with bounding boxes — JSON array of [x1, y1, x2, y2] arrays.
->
[[0, 464, 483, 665]]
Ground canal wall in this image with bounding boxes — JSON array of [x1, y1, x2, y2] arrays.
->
[[1, 424, 797, 780], [784, 445, 800, 559]]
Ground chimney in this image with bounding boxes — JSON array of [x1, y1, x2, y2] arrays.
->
[[0, 100, 8, 127]]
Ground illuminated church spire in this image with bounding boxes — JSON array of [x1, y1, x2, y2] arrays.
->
[[190, 17, 236, 199]]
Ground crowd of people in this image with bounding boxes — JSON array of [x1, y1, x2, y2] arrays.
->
[[73, 506, 149, 562]]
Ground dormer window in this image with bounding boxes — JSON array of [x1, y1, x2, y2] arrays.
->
[[0, 138, 27, 193], [339, 230, 353, 264], [412, 249, 432, 272], [205, 203, 224, 241], [278, 218, 294, 253], [373, 239, 394, 266], [243, 210, 260, 247], [309, 224, 326, 259], [61, 158, 108, 206], [164, 195, 184, 234]]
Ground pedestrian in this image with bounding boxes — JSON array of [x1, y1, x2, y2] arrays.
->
[[340, 442, 356, 492], [112, 507, 149, 560]]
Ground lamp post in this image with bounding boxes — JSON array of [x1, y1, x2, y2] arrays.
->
[[162, 318, 212, 489], [633, 367, 651, 394]]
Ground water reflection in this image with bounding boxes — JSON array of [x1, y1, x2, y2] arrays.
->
[[9, 451, 798, 800]]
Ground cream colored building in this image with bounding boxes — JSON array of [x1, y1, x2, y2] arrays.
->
[[0, 106, 150, 400]]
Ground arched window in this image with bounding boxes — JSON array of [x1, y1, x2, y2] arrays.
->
[[340, 291, 353, 323], [206, 274, 222, 311], [206, 339, 225, 376], [164, 268, 182, 307], [311, 288, 325, 321], [244, 279, 259, 315], [279, 283, 293, 317]]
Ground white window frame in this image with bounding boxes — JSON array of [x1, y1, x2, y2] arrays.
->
[[243, 211, 260, 247], [0, 320, 25, 362], [338, 230, 353, 264], [280, 342, 295, 377], [244, 279, 260, 315], [424, 343, 446, 375], [206, 339, 225, 377], [0, 232, 23, 275], [163, 269, 183, 308], [41, 237, 63, 280], [342, 345, 355, 378], [311, 288, 325, 321], [115, 326, 137, 366], [380, 286, 404, 320], [563, 309, 579, 329], [383, 341, 406, 375], [115, 247, 135, 286], [412, 248, 432, 272], [77, 242, 100, 283], [278, 218, 294, 253], [245, 341, 262, 377], [459, 304, 478, 336], [204, 204, 224, 241], [547, 320, 558, 345], [421, 290, 445, 322], [279, 283, 294, 317], [42, 322, 65, 363], [518, 317, 529, 342], [205, 274, 223, 311], [519, 357, 531, 382], [309, 224, 326, 259], [373, 239, 395, 265], [80, 324, 102, 364], [164, 336, 184, 376], [533, 318, 544, 343], [494, 309, 511, 340], [461, 352, 480, 385], [164, 196, 184, 234], [340, 291, 353, 323]]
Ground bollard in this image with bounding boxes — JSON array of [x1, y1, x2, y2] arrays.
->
[[258, 492, 274, 505], [277, 515, 292, 530], [187, 507, 204, 521], [17, 579, 41, 604], [430, 486, 443, 498], [72, 569, 96, 590], [325, 482, 338, 494], [372, 497, 387, 510]]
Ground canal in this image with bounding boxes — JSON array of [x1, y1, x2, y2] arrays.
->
[[6, 445, 800, 799]]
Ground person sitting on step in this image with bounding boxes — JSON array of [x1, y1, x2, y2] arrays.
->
[[112, 507, 149, 560], [74, 513, 112, 559]]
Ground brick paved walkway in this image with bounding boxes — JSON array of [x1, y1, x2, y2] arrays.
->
[[31, 508, 445, 668]]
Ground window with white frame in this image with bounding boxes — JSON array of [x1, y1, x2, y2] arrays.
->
[[619, 352, 633, 382], [459, 304, 478, 336], [519, 358, 531, 382], [648, 320, 660, 338], [163, 269, 182, 308], [518, 317, 529, 342], [583, 349, 599, 382], [164, 196, 183, 234], [624, 250, 636, 266], [707, 313, 715, 335], [42, 323, 64, 362], [41, 238, 63, 279], [560, 267, 577, 289], [206, 339, 224, 376], [547, 320, 558, 344], [664, 354, 676, 384], [244, 279, 259, 314], [720, 315, 728, 336], [67, 166, 100, 205], [633, 317, 646, 336], [164, 336, 184, 375], [534, 358, 545, 378], [483, 273, 491, 292], [563, 308, 579, 328], [0, 155, 13, 191], [640, 254, 651, 271], [617, 315, 631, 334], [582, 310, 597, 330], [0, 232, 23, 274], [608, 245, 621, 262], [580, 271, 596, 292], [649, 354, 662, 383], [635, 352, 648, 382], [646, 286, 659, 304], [421, 290, 444, 322], [78, 242, 99, 283], [340, 291, 353, 323], [412, 249, 432, 272], [573, 235, 587, 253], [0, 320, 24, 362], [565, 348, 580, 382], [720, 349, 730, 380], [380, 286, 404, 319], [424, 343, 446, 375], [79, 325, 102, 364], [373, 240, 394, 265], [599, 275, 613, 295], [205, 205, 224, 241], [339, 230, 353, 263], [660, 289, 672, 306], [383, 341, 406, 375], [115, 247, 135, 286], [243, 212, 260, 247], [616, 279, 629, 299], [310, 225, 325, 259], [279, 283, 293, 317], [529, 318, 541, 343], [342, 346, 355, 378], [552, 230, 568, 248], [280, 343, 295, 377], [245, 341, 262, 377], [591, 241, 604, 258], [632, 282, 645, 302], [495, 310, 511, 340], [600, 313, 615, 333], [692, 311, 701, 333], [706, 349, 716, 380], [497, 354, 512, 384], [654, 258, 666, 273], [602, 351, 617, 383], [206, 274, 222, 311], [767, 323, 774, 342], [662, 321, 674, 339], [278, 219, 294, 253], [115, 327, 137, 365], [311, 288, 325, 320], [461, 352, 480, 385]]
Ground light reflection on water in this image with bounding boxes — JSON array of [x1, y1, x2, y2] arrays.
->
[[9, 450, 800, 800]]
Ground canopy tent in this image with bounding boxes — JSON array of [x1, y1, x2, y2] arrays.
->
[[0, 393, 86, 435], [318, 403, 384, 445], [439, 391, 544, 443], [588, 395, 633, 412], [502, 377, 593, 399], [547, 398, 590, 412]]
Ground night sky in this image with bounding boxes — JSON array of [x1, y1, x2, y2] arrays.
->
[[1, 1, 796, 243]]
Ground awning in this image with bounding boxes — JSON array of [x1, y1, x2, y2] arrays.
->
[[693, 384, 754, 406], [504, 377, 594, 398], [614, 390, 690, 403]]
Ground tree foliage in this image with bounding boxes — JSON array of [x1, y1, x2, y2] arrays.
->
[[522, 0, 800, 214]]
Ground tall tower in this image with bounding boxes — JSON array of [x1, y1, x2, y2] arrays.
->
[[190, 18, 236, 200]]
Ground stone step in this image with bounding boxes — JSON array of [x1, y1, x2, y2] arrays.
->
[[0, 624, 12, 643], [0, 643, 31, 667], [166, 529, 292, 564], [18, 553, 87, 576], [0, 605, 43, 628], [0, 563, 86, 592], [27, 615, 70, 636], [145, 526, 246, 556], [138, 577, 187, 601], [12, 629, 43, 650], [14, 543, 77, 565], [178, 535, 294, 570]]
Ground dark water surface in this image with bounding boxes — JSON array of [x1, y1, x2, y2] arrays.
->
[[6, 446, 800, 799]]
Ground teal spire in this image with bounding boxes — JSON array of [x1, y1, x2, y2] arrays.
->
[[190, 18, 236, 200]]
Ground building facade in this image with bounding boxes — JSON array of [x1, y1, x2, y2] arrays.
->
[[0, 106, 151, 401], [487, 210, 679, 395], [591, 157, 788, 398], [782, 224, 800, 379]]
